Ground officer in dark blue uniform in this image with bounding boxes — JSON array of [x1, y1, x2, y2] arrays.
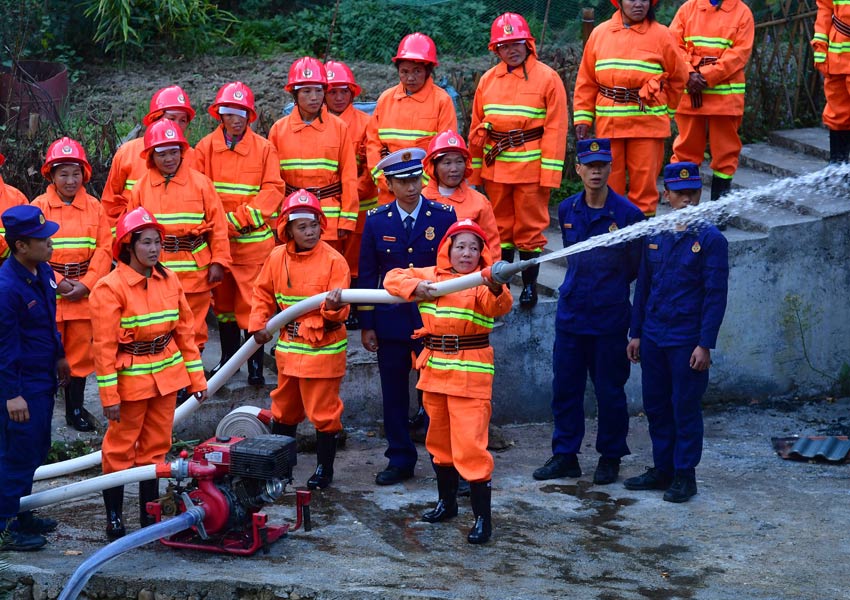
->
[[625, 162, 728, 503], [358, 147, 456, 485], [0, 205, 69, 551], [533, 139, 644, 485]]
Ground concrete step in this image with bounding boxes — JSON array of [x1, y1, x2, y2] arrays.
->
[[768, 127, 830, 162], [739, 142, 826, 178]]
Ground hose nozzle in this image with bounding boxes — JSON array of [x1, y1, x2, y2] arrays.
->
[[488, 259, 537, 285]]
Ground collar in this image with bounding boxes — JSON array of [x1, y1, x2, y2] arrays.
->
[[495, 53, 539, 78], [611, 11, 650, 34], [699, 0, 734, 12], [8, 255, 46, 282], [117, 260, 165, 285], [45, 184, 87, 209], [212, 125, 251, 155], [148, 160, 189, 188], [392, 78, 434, 103], [290, 105, 329, 132], [396, 198, 423, 222]]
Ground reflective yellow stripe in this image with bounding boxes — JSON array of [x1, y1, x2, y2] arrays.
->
[[51, 237, 97, 249], [595, 59, 663, 74], [340, 210, 358, 221], [216, 312, 237, 323], [595, 104, 669, 118], [120, 308, 179, 328], [684, 36, 733, 49], [279, 158, 338, 171], [377, 128, 437, 141], [541, 158, 564, 172], [482, 104, 547, 119], [813, 33, 829, 43], [118, 351, 185, 376], [234, 229, 273, 244], [700, 83, 746, 96], [161, 260, 209, 272], [275, 294, 309, 306], [214, 181, 260, 196], [274, 339, 348, 355], [573, 110, 595, 124], [184, 359, 204, 373], [482, 145, 542, 163], [360, 196, 378, 212], [97, 373, 118, 388], [154, 212, 204, 226], [322, 206, 341, 218], [419, 303, 494, 328], [124, 180, 137, 191], [426, 356, 494, 375]]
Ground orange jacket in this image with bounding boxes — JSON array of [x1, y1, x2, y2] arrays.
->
[[194, 126, 284, 264], [382, 242, 512, 399], [670, 0, 754, 116], [468, 52, 568, 188], [249, 240, 350, 378], [89, 262, 206, 407], [267, 106, 359, 240], [813, 0, 850, 74], [31, 186, 112, 322], [574, 13, 689, 139], [126, 160, 231, 292], [336, 103, 380, 216], [0, 177, 28, 260], [365, 79, 457, 190]]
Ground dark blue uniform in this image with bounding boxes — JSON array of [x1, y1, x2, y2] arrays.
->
[[0, 258, 63, 525], [551, 188, 644, 459], [358, 198, 455, 471], [630, 224, 728, 477]]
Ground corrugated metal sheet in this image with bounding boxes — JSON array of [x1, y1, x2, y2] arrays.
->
[[771, 436, 850, 463]]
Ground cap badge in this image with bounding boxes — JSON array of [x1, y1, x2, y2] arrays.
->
[[590, 142, 600, 152], [425, 226, 435, 240], [303, 68, 313, 78], [165, 128, 176, 139], [402, 151, 412, 161], [39, 215, 45, 224], [327, 70, 335, 80], [680, 168, 690, 179], [448, 137, 458, 146], [177, 94, 185, 103], [142, 214, 152, 223], [504, 24, 513, 34], [61, 145, 73, 155], [233, 90, 244, 100]]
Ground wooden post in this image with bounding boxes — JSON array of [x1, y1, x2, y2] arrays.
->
[[582, 8, 595, 48]]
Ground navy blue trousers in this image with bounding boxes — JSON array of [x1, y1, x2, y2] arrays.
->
[[551, 331, 631, 458], [376, 338, 422, 470]]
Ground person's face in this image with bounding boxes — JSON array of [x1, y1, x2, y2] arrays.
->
[[664, 187, 701, 210], [397, 61, 428, 94], [221, 112, 248, 137], [296, 87, 325, 119], [575, 161, 611, 192], [449, 232, 483, 274], [325, 86, 353, 114], [434, 152, 467, 188], [495, 40, 529, 68], [621, 0, 650, 25], [153, 148, 182, 175], [53, 164, 83, 201], [387, 176, 423, 211], [130, 228, 162, 270], [17, 237, 53, 263], [162, 110, 191, 132], [288, 217, 321, 250]]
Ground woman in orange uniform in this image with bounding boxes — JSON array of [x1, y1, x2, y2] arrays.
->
[[195, 81, 285, 385], [422, 131, 501, 264], [32, 138, 111, 432], [268, 57, 359, 253], [0, 150, 28, 264], [126, 119, 231, 354], [383, 219, 513, 545], [90, 207, 208, 539], [573, 0, 688, 216], [812, 0, 850, 161], [249, 190, 350, 490], [365, 33, 458, 205]]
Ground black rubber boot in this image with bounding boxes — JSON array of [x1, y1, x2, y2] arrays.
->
[[518, 251, 539, 308], [710, 175, 732, 201], [102, 486, 125, 540], [467, 480, 492, 544], [500, 247, 515, 264], [138, 479, 160, 528], [65, 376, 93, 432], [208, 320, 241, 378], [271, 421, 298, 438], [245, 330, 266, 386], [307, 431, 337, 489], [829, 129, 850, 164], [422, 465, 459, 523]]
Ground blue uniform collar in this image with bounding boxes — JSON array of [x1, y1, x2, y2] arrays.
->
[[395, 197, 423, 223]]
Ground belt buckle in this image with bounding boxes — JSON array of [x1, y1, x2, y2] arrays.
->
[[287, 321, 301, 340], [163, 235, 179, 253], [64, 262, 80, 278], [506, 128, 525, 147], [439, 334, 460, 354], [611, 86, 630, 103]]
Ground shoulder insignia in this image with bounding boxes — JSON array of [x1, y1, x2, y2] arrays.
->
[[367, 207, 379, 216]]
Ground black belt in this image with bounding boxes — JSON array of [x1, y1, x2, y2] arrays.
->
[[598, 85, 645, 111], [162, 234, 205, 253], [120, 332, 173, 355], [485, 127, 545, 166], [285, 320, 342, 339], [834, 14, 850, 38], [422, 333, 490, 354], [284, 181, 343, 200], [49, 259, 89, 279]]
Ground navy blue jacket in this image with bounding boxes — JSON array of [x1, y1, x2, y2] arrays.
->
[[357, 198, 455, 341], [556, 188, 645, 335], [0, 257, 63, 399], [630, 223, 729, 348]]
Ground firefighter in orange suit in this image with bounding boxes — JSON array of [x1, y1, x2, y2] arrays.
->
[[126, 119, 231, 353], [813, 0, 850, 162], [468, 13, 568, 308], [423, 131, 501, 264], [249, 190, 351, 490], [195, 82, 285, 385], [383, 219, 512, 545], [573, 0, 688, 216], [268, 57, 359, 253], [0, 151, 28, 263], [101, 86, 197, 227], [32, 138, 111, 432], [90, 207, 208, 539], [365, 33, 458, 205], [669, 0, 754, 199]]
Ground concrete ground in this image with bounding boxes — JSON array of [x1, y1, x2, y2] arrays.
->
[[3, 395, 850, 600]]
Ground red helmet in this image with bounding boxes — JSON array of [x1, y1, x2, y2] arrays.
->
[[325, 60, 362, 97], [392, 33, 439, 67], [424, 130, 471, 180], [276, 189, 327, 240], [141, 119, 189, 161], [285, 57, 328, 93], [208, 81, 257, 123], [438, 218, 490, 270], [113, 207, 165, 260], [41, 137, 92, 183], [489, 13, 534, 51], [143, 85, 196, 126]]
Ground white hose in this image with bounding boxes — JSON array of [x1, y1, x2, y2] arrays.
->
[[214, 406, 269, 438], [21, 465, 159, 512]]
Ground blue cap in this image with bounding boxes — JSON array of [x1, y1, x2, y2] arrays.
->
[[664, 162, 702, 191], [376, 147, 426, 179], [2, 205, 60, 240], [576, 138, 612, 164]]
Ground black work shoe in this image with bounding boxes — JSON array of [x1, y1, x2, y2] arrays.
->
[[623, 467, 673, 491], [467, 516, 492, 544], [663, 476, 698, 503], [307, 465, 333, 490], [0, 529, 46, 551], [519, 284, 538, 308], [533, 454, 581, 480], [65, 408, 94, 432], [106, 513, 126, 540], [592, 457, 621, 485], [375, 466, 414, 486], [421, 499, 458, 523], [14, 511, 58, 534]]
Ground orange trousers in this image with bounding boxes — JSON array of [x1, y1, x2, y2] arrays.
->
[[423, 391, 494, 483], [483, 181, 551, 252], [57, 319, 94, 377], [101, 392, 177, 474], [823, 74, 850, 130], [212, 263, 263, 330], [673, 114, 743, 179], [185, 290, 212, 351], [271, 374, 344, 433], [609, 138, 665, 217]]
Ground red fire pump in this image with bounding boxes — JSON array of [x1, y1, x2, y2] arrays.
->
[[146, 434, 311, 555]]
